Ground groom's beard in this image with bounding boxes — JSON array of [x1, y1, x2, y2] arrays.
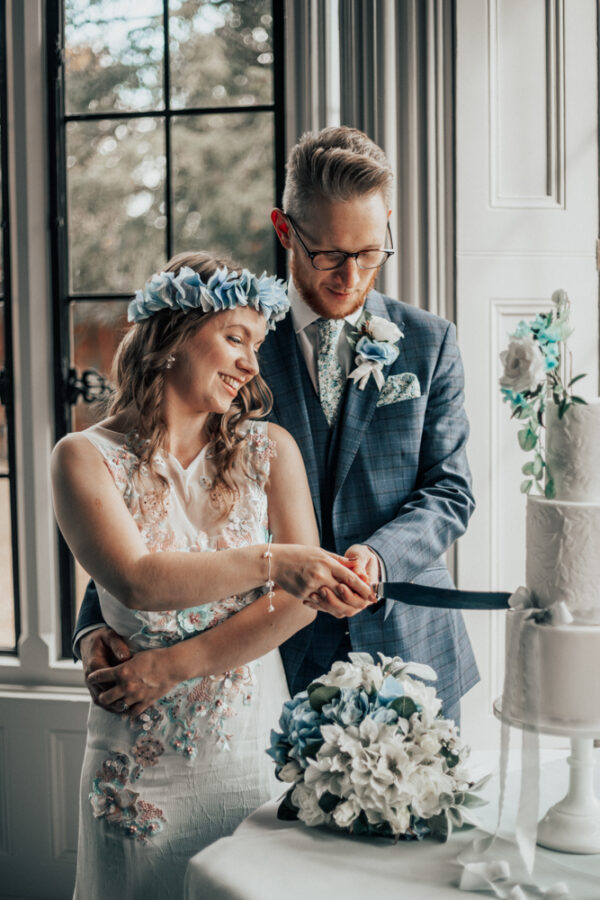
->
[[290, 256, 378, 320]]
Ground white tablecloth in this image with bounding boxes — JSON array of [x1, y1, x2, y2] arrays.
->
[[184, 749, 600, 900]]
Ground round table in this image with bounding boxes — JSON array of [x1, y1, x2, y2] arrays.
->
[[184, 750, 600, 899]]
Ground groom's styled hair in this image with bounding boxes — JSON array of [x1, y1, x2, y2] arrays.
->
[[282, 126, 393, 221]]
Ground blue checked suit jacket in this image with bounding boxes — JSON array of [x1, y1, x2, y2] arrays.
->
[[259, 290, 479, 711], [75, 289, 479, 714]]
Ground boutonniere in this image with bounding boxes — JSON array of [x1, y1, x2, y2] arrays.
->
[[347, 312, 404, 390]]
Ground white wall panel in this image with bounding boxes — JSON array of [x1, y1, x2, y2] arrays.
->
[[49, 730, 84, 862], [490, 0, 565, 206]]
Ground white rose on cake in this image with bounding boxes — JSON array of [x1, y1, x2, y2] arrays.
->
[[499, 336, 545, 394]]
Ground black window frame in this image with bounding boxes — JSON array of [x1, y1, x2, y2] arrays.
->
[[0, 0, 21, 655], [46, 0, 287, 657]]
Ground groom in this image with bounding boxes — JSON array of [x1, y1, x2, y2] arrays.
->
[[75, 126, 478, 722]]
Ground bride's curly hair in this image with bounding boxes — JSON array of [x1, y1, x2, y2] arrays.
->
[[108, 250, 274, 513]]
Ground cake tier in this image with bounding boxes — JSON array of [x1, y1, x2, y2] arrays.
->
[[545, 399, 600, 501], [502, 613, 600, 732], [526, 494, 600, 623]]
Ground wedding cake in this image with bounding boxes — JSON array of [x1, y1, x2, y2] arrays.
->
[[502, 399, 600, 732], [497, 290, 600, 734]]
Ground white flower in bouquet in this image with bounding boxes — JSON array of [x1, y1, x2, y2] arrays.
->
[[267, 653, 489, 841], [319, 659, 384, 692]]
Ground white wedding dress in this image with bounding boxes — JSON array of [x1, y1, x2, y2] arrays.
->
[[73, 421, 289, 900]]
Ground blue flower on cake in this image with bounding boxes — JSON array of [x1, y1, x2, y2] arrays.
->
[[268, 652, 488, 841]]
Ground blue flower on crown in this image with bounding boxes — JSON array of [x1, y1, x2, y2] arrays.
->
[[128, 265, 289, 330]]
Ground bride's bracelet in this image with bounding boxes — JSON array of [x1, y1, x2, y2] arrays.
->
[[263, 534, 275, 613]]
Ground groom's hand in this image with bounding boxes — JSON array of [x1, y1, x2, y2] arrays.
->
[[303, 545, 380, 617], [80, 626, 132, 710], [344, 544, 381, 585]]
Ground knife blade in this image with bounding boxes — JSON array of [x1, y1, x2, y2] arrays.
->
[[369, 581, 512, 612]]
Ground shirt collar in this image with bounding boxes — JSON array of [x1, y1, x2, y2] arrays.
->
[[288, 279, 364, 334]]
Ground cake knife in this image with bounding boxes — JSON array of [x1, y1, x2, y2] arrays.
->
[[368, 582, 511, 612]]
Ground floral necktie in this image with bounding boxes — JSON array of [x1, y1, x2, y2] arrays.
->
[[317, 317, 345, 427]]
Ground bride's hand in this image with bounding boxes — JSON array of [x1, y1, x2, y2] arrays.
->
[[88, 646, 179, 719], [272, 544, 376, 616]]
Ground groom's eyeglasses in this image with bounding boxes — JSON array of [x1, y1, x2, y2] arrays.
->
[[285, 214, 395, 271]]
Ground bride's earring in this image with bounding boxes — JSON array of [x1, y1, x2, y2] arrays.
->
[[165, 354, 176, 369]]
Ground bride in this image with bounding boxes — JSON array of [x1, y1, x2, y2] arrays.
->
[[51, 251, 374, 900]]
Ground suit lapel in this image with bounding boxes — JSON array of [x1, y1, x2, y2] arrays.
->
[[260, 317, 322, 531], [333, 291, 404, 498]]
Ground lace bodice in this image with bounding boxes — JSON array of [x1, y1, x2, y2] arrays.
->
[[83, 420, 276, 649]]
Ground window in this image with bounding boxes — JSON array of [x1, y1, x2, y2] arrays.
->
[[47, 0, 285, 655], [0, 0, 20, 653]]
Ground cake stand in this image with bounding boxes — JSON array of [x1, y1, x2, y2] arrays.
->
[[493, 700, 600, 854]]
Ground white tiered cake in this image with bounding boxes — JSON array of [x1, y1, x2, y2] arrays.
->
[[502, 399, 600, 732]]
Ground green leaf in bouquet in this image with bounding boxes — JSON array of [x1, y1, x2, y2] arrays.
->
[[461, 791, 489, 809], [303, 737, 324, 760], [558, 398, 568, 419], [390, 696, 418, 719], [571, 395, 587, 405], [545, 479, 555, 499], [568, 373, 587, 387], [521, 461, 535, 476], [426, 811, 449, 842], [277, 787, 299, 821], [441, 746, 460, 768], [308, 684, 340, 712], [469, 773, 492, 793], [318, 791, 340, 814], [518, 428, 537, 451], [520, 479, 533, 494], [532, 453, 543, 478]]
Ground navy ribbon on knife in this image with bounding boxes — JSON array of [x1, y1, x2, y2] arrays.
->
[[369, 582, 511, 613]]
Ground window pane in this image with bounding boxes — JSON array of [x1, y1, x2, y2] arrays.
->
[[0, 477, 15, 649], [169, 0, 273, 109], [65, 0, 164, 114], [71, 300, 129, 432], [171, 112, 275, 274], [67, 118, 166, 293], [0, 391, 7, 475]]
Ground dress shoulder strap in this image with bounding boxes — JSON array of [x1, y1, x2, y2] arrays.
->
[[242, 420, 276, 486], [81, 425, 140, 495]]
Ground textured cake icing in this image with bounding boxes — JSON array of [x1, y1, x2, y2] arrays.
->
[[501, 398, 600, 732], [545, 400, 600, 501], [525, 400, 600, 623], [526, 497, 600, 623]]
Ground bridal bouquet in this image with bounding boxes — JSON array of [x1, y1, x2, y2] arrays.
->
[[267, 653, 487, 841], [499, 289, 587, 497]]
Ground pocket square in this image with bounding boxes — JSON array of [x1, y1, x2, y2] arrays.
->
[[376, 372, 421, 407]]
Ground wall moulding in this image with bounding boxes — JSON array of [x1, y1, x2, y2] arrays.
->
[[488, 0, 565, 209]]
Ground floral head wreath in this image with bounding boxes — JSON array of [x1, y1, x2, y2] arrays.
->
[[128, 265, 290, 331]]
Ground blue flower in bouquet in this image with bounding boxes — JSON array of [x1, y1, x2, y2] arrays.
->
[[267, 693, 325, 769], [322, 687, 370, 727]]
